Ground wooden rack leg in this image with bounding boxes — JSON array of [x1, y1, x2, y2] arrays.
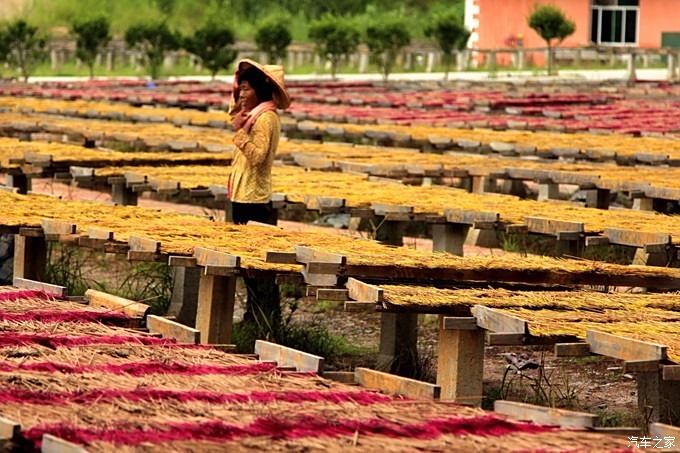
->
[[196, 274, 236, 344], [465, 228, 500, 249], [537, 181, 559, 201], [633, 197, 653, 211], [500, 180, 527, 198], [633, 249, 668, 267], [636, 371, 680, 425], [556, 239, 584, 257], [471, 175, 497, 194], [437, 315, 484, 406], [13, 234, 47, 281], [432, 224, 469, 256], [584, 188, 610, 210], [6, 170, 29, 195], [377, 312, 418, 377], [111, 181, 138, 206], [167, 266, 201, 327], [376, 220, 406, 246]]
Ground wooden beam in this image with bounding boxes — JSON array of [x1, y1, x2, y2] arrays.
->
[[604, 228, 671, 248], [194, 247, 240, 268], [444, 209, 499, 225], [662, 365, 680, 381], [354, 367, 440, 399], [649, 422, 680, 439], [346, 277, 383, 302], [442, 317, 478, 330], [316, 288, 349, 301], [472, 305, 527, 334], [624, 360, 660, 373], [294, 246, 346, 264], [146, 314, 200, 344], [0, 416, 20, 440], [344, 301, 377, 312], [168, 256, 197, 267], [525, 217, 584, 235], [265, 251, 299, 264], [12, 277, 67, 297], [554, 342, 591, 357], [87, 228, 114, 240], [85, 289, 150, 318], [487, 332, 525, 346], [322, 371, 355, 384], [587, 330, 667, 361], [41, 434, 88, 453], [494, 400, 598, 428], [128, 235, 160, 253], [40, 219, 76, 236], [254, 340, 324, 373], [306, 262, 343, 274]]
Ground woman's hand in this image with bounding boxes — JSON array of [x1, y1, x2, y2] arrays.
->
[[232, 110, 248, 130]]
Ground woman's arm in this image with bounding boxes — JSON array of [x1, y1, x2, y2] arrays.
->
[[232, 113, 276, 166]]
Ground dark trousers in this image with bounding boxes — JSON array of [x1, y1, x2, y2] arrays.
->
[[231, 201, 281, 331]]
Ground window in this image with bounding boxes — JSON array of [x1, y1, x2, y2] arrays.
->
[[591, 0, 639, 45]]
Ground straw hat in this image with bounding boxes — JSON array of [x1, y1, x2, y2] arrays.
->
[[230, 59, 291, 114]]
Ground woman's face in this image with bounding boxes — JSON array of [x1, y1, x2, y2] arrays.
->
[[238, 80, 260, 111]]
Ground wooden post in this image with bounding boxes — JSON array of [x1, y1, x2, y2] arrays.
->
[[667, 53, 677, 82], [432, 224, 469, 256], [636, 371, 680, 425], [111, 179, 138, 206], [6, 170, 28, 195], [13, 232, 47, 282], [167, 265, 201, 327], [627, 52, 637, 83], [584, 188, 610, 209], [633, 197, 654, 211], [501, 180, 527, 197], [633, 249, 668, 267], [378, 312, 418, 377], [470, 175, 497, 194], [437, 315, 484, 406], [537, 181, 560, 201], [375, 219, 406, 246], [195, 274, 236, 344], [465, 228, 500, 249]]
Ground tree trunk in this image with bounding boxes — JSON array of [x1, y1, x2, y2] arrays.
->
[[547, 42, 553, 76]]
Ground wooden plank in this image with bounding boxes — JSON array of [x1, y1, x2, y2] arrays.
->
[[591, 427, 642, 436], [306, 262, 343, 274], [316, 288, 349, 301], [623, 360, 660, 373], [322, 371, 356, 384], [662, 365, 680, 381], [168, 256, 197, 267], [41, 434, 88, 453], [472, 305, 527, 334], [40, 219, 76, 236], [304, 195, 345, 210], [146, 314, 200, 344], [354, 367, 440, 399], [0, 416, 20, 440], [85, 289, 150, 318], [294, 246, 346, 265], [87, 228, 114, 240], [346, 277, 383, 302], [585, 236, 609, 247], [127, 251, 164, 262], [494, 400, 598, 428], [12, 277, 67, 297], [444, 209, 499, 225], [196, 275, 236, 345], [344, 301, 377, 312], [194, 247, 240, 268], [554, 343, 591, 357], [487, 333, 525, 345], [586, 330, 667, 361], [603, 228, 671, 248], [371, 203, 413, 216], [525, 217, 584, 235], [204, 265, 239, 276], [649, 422, 680, 439], [265, 251, 299, 264], [128, 235, 160, 253], [254, 340, 324, 373], [19, 227, 44, 238], [442, 317, 478, 330]]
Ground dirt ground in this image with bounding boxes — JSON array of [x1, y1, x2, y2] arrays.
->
[[30, 178, 638, 425]]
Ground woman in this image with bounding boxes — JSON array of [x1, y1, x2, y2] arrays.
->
[[228, 59, 290, 225], [228, 59, 290, 341]]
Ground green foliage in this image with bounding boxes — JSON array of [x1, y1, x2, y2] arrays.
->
[[365, 17, 411, 81], [152, 0, 177, 17], [184, 22, 237, 79], [255, 18, 292, 64], [528, 4, 576, 75], [425, 11, 469, 79], [71, 16, 112, 79], [309, 15, 360, 78], [124, 21, 181, 79], [3, 19, 48, 82]]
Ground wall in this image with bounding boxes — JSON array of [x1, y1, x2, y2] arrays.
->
[[639, 0, 680, 48]]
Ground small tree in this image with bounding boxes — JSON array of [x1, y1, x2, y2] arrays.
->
[[528, 4, 575, 75], [4, 19, 47, 82], [365, 18, 411, 81], [255, 18, 292, 64], [125, 22, 181, 80], [0, 29, 9, 79], [308, 15, 360, 79], [184, 22, 237, 80], [71, 17, 111, 79], [425, 12, 470, 80]]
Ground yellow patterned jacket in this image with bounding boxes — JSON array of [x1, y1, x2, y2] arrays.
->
[[229, 111, 280, 203]]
